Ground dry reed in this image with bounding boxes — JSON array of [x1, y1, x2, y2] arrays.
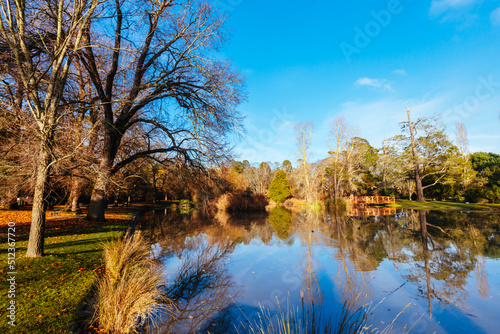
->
[[93, 232, 171, 333]]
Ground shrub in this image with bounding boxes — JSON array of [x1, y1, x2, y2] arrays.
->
[[216, 192, 268, 212], [93, 232, 171, 333], [268, 170, 292, 204]]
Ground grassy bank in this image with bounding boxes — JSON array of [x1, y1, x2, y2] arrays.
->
[[391, 199, 500, 212], [0, 207, 135, 333]]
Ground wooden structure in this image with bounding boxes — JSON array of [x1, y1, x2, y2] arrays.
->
[[344, 196, 395, 205], [348, 207, 396, 217]]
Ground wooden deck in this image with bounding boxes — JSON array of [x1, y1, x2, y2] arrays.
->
[[344, 196, 395, 205]]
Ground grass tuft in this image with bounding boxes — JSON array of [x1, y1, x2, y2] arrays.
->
[[236, 297, 417, 334], [93, 231, 171, 333]]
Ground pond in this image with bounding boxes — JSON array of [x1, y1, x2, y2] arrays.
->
[[137, 206, 500, 333]]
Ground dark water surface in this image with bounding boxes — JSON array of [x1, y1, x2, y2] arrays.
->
[[138, 207, 500, 333]]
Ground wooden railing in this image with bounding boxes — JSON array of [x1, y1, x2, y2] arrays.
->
[[348, 207, 397, 217], [344, 196, 395, 205]]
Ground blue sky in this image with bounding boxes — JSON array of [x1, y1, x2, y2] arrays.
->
[[216, 0, 500, 164]]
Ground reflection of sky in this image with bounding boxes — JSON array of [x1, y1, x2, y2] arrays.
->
[[156, 212, 500, 333]]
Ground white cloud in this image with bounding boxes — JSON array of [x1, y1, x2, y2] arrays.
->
[[393, 69, 407, 76], [430, 0, 479, 16], [354, 77, 393, 91], [491, 7, 500, 26]]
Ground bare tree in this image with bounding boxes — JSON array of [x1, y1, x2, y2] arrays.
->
[[455, 122, 475, 192], [455, 122, 469, 157], [78, 0, 245, 221], [0, 0, 99, 256], [327, 115, 359, 199], [294, 121, 314, 201]]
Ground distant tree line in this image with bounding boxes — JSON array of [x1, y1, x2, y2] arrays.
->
[[227, 115, 499, 205]]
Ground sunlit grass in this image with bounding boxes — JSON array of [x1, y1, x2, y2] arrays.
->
[[0, 210, 133, 333], [392, 199, 500, 211]]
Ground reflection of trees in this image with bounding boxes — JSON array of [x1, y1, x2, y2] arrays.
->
[[330, 214, 375, 307], [157, 236, 239, 334], [269, 206, 293, 239], [475, 255, 490, 299], [138, 206, 498, 328], [401, 210, 495, 317], [292, 211, 380, 307]]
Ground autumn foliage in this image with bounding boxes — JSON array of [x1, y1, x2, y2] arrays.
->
[[215, 192, 267, 213]]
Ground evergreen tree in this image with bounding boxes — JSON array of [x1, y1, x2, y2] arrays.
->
[[268, 170, 292, 204]]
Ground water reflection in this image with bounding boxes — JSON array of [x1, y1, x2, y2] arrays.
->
[[138, 207, 500, 333], [158, 236, 237, 333]]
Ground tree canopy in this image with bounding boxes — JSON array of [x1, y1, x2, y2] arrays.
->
[[268, 170, 292, 204]]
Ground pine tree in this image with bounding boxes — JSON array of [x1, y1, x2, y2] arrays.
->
[[268, 170, 292, 204]]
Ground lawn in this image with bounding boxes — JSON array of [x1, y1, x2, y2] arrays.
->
[[0, 207, 136, 333], [391, 199, 500, 212]]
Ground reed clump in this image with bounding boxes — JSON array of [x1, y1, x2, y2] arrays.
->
[[216, 192, 268, 213], [237, 297, 415, 334], [93, 232, 170, 334]]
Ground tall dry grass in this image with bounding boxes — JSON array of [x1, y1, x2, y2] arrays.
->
[[93, 232, 171, 334], [237, 297, 416, 334], [216, 192, 268, 213]]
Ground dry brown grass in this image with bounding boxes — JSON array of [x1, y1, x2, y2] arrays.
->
[[215, 192, 268, 213], [281, 198, 307, 211], [93, 231, 171, 333]]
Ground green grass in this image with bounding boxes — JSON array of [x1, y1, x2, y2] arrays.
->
[[0, 212, 134, 333], [391, 199, 500, 211]]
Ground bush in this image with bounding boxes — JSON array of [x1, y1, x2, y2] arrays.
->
[[268, 170, 292, 204], [216, 192, 268, 212]]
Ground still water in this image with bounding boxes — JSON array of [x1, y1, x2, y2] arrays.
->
[[138, 207, 500, 333]]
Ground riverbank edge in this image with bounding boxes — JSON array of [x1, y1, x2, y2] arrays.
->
[[390, 199, 500, 212]]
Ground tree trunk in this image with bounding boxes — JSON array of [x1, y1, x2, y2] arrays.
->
[[66, 172, 84, 212], [26, 142, 51, 257], [407, 107, 425, 202], [87, 133, 120, 221], [87, 166, 110, 221]]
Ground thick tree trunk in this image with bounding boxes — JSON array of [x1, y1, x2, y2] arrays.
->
[[87, 166, 110, 221], [26, 142, 51, 257], [87, 132, 120, 221]]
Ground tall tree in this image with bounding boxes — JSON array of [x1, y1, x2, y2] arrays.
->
[[79, 0, 245, 221], [326, 115, 359, 199], [455, 122, 475, 192], [0, 0, 99, 256], [294, 121, 314, 201], [405, 107, 425, 202], [395, 109, 455, 202], [268, 170, 292, 204]]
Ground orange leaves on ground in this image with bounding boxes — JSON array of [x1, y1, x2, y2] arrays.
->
[[0, 210, 32, 226]]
